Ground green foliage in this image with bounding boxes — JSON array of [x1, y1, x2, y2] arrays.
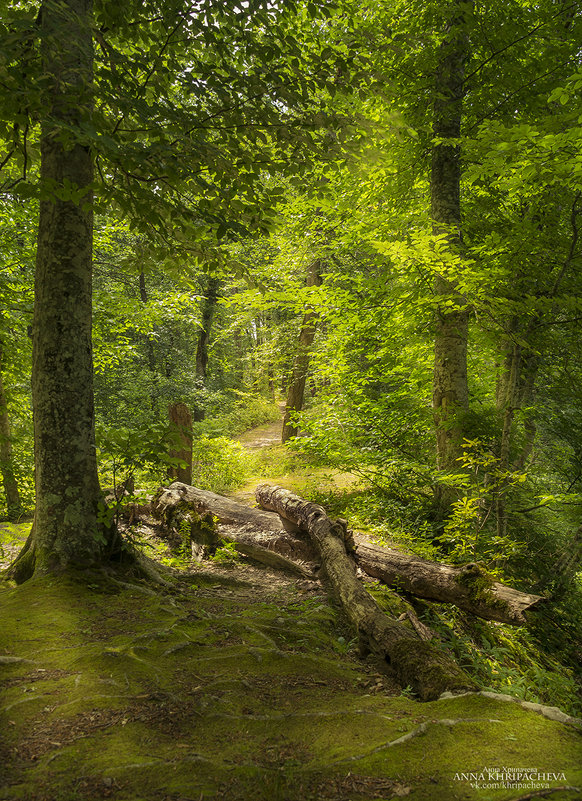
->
[[194, 393, 281, 439], [96, 422, 186, 492], [438, 440, 527, 568], [191, 437, 253, 494], [210, 541, 241, 565], [427, 609, 582, 716]]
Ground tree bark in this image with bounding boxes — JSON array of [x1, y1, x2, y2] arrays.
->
[[0, 344, 22, 520], [138, 270, 158, 412], [255, 484, 475, 700], [192, 275, 220, 422], [282, 260, 322, 444], [7, 0, 118, 581], [431, 1, 472, 507], [151, 482, 313, 575], [168, 403, 193, 485], [353, 537, 542, 625]]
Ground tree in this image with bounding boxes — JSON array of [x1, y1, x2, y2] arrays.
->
[[7, 0, 117, 580], [430, 0, 471, 495], [193, 274, 220, 421], [0, 340, 22, 520], [281, 259, 322, 443], [1, 0, 358, 580]]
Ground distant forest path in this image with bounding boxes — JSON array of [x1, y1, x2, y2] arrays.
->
[[235, 404, 284, 451]]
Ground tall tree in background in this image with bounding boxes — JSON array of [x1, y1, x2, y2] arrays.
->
[[193, 275, 220, 421], [281, 259, 322, 443], [0, 340, 22, 520], [431, 0, 471, 510]]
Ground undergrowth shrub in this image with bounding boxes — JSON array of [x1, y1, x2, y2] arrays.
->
[[191, 436, 253, 494], [194, 392, 280, 438], [426, 606, 582, 716]]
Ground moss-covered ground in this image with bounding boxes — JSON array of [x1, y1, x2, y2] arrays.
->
[[1, 556, 581, 801], [2, 415, 581, 800]]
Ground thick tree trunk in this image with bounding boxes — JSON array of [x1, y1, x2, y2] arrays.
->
[[168, 403, 193, 485], [0, 344, 22, 520], [7, 0, 118, 581], [255, 484, 475, 700], [151, 481, 543, 625], [281, 260, 322, 444], [431, 1, 471, 510]]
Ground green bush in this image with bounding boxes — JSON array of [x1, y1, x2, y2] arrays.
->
[[191, 436, 253, 494], [194, 392, 280, 439]]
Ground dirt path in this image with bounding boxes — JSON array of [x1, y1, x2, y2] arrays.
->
[[235, 407, 284, 450]]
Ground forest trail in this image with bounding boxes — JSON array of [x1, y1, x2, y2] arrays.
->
[[235, 413, 284, 450]]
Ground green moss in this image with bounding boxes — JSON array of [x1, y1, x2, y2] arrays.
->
[[1, 572, 581, 801], [456, 562, 512, 614]]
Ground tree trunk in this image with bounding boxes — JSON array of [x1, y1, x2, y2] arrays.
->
[[281, 260, 322, 444], [7, 0, 118, 581], [431, 1, 471, 508], [168, 403, 193, 485], [495, 323, 539, 540], [353, 538, 542, 625], [138, 270, 158, 412], [255, 484, 475, 700], [193, 275, 220, 422], [151, 481, 543, 625], [0, 344, 22, 520]]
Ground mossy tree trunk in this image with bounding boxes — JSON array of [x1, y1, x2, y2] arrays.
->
[[431, 0, 471, 513], [281, 260, 322, 444], [7, 0, 118, 581]]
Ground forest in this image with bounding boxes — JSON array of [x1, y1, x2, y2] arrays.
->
[[0, 0, 582, 799]]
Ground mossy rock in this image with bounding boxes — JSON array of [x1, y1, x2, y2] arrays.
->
[[1, 572, 580, 801]]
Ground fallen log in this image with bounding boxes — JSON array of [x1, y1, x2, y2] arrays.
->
[[151, 481, 543, 626], [151, 482, 315, 578], [255, 483, 475, 700], [152, 482, 300, 535], [354, 537, 544, 625]]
